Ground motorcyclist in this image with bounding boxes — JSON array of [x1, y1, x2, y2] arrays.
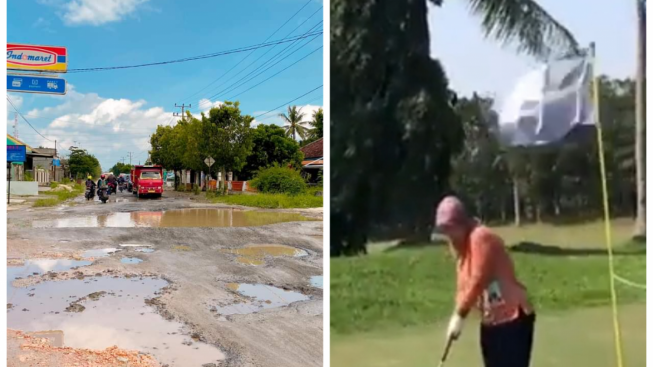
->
[[85, 175, 96, 199], [85, 175, 95, 189], [106, 174, 117, 194], [97, 174, 108, 192]]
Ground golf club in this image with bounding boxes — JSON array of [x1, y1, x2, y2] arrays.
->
[[437, 336, 454, 367]]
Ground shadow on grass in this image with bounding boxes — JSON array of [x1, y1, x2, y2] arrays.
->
[[509, 241, 646, 256], [383, 238, 448, 253]]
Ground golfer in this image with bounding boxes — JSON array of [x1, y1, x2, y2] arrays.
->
[[435, 196, 536, 367]]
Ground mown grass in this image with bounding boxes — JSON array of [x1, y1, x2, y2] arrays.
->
[[330, 241, 645, 336], [212, 192, 323, 209], [32, 183, 85, 207]]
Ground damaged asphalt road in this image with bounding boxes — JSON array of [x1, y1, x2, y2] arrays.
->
[[7, 192, 323, 367]]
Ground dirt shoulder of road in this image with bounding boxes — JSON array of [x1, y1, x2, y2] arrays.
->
[[8, 329, 161, 367]]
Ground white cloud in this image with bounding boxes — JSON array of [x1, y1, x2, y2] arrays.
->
[[7, 95, 24, 116], [197, 98, 224, 113], [52, 0, 149, 26], [24, 89, 171, 170]]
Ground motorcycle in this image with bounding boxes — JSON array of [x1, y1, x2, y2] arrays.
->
[[85, 187, 95, 201], [97, 187, 109, 204], [107, 182, 117, 195], [119, 181, 127, 193]]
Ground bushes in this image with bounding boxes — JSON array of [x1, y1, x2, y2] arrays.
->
[[250, 166, 307, 195]]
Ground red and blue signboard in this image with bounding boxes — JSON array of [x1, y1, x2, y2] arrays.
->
[[7, 43, 67, 72], [7, 145, 26, 162]]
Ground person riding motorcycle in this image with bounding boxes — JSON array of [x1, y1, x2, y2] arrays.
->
[[85, 175, 96, 199], [97, 174, 108, 192], [106, 174, 117, 194]]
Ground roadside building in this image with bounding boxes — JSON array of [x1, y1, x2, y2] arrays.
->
[[7, 134, 62, 184], [299, 138, 323, 184]]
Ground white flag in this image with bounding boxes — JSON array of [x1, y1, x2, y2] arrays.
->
[[496, 54, 593, 147]]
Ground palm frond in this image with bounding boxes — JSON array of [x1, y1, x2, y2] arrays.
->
[[466, 0, 580, 59]]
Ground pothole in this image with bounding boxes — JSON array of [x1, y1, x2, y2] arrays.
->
[[309, 276, 323, 289], [136, 248, 155, 253], [32, 209, 314, 228], [221, 244, 308, 266], [120, 257, 143, 264], [81, 248, 120, 259], [8, 259, 92, 288], [8, 276, 225, 366], [214, 283, 309, 315]]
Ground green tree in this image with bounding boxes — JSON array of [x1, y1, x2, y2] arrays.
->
[[202, 101, 255, 182], [330, 0, 579, 256], [279, 105, 309, 141], [239, 124, 304, 180], [109, 162, 134, 176], [302, 108, 324, 146], [68, 148, 101, 179]]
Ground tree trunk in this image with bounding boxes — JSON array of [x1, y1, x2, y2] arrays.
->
[[513, 178, 521, 226], [634, 0, 646, 238]]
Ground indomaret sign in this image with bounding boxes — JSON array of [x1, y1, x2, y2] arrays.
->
[[7, 43, 68, 72]]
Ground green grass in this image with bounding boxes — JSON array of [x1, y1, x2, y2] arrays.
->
[[331, 304, 645, 367], [49, 181, 59, 189], [212, 192, 323, 209], [33, 198, 60, 207], [32, 183, 85, 207], [331, 221, 646, 367], [331, 243, 645, 336]]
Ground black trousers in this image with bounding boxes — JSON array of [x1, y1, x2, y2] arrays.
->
[[480, 311, 536, 367]]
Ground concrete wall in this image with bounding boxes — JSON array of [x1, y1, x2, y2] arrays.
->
[[8, 181, 39, 196]]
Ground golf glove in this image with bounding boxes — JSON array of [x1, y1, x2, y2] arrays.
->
[[446, 313, 464, 340]]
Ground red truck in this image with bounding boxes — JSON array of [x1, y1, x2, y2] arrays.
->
[[131, 165, 164, 198]]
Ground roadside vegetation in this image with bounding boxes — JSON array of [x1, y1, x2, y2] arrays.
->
[[211, 166, 323, 209], [33, 181, 85, 208]]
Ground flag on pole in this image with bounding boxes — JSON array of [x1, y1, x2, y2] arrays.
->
[[496, 53, 593, 147]]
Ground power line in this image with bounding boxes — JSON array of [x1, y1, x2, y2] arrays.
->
[[191, 12, 323, 108], [180, 0, 317, 104], [256, 95, 323, 121], [6, 97, 54, 142], [214, 24, 322, 101], [63, 32, 322, 73], [253, 85, 322, 119], [228, 45, 322, 101]]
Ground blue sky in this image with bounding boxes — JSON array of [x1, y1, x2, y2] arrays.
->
[[7, 0, 323, 170], [429, 0, 636, 105]]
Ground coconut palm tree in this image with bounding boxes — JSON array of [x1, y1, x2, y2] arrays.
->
[[279, 105, 309, 141], [634, 0, 646, 239]]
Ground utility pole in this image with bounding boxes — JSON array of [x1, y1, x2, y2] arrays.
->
[[173, 103, 191, 121], [127, 152, 133, 166]]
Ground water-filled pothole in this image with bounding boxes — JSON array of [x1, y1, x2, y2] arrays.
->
[[32, 208, 313, 228], [120, 257, 143, 264], [309, 276, 323, 289], [136, 248, 155, 253], [81, 248, 121, 259], [214, 283, 309, 315], [221, 244, 308, 266], [7, 276, 224, 366], [8, 259, 92, 288]]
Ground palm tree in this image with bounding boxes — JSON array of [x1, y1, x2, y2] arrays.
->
[[279, 105, 309, 141], [634, 0, 646, 239], [455, 0, 579, 60]]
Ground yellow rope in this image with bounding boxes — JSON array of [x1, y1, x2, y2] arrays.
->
[[590, 42, 624, 367]]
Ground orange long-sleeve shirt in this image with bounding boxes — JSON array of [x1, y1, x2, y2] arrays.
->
[[455, 225, 533, 325]]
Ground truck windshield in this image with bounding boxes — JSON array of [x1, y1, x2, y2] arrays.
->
[[141, 171, 161, 179]]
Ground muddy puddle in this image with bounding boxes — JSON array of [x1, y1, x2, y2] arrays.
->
[[215, 283, 309, 315], [136, 248, 155, 253], [309, 276, 323, 289], [222, 244, 308, 266], [81, 248, 121, 259], [32, 208, 313, 228], [8, 276, 225, 366], [120, 257, 143, 264], [8, 259, 92, 288]]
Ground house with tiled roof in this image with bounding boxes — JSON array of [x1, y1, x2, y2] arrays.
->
[[7, 134, 61, 184], [299, 138, 323, 183]]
